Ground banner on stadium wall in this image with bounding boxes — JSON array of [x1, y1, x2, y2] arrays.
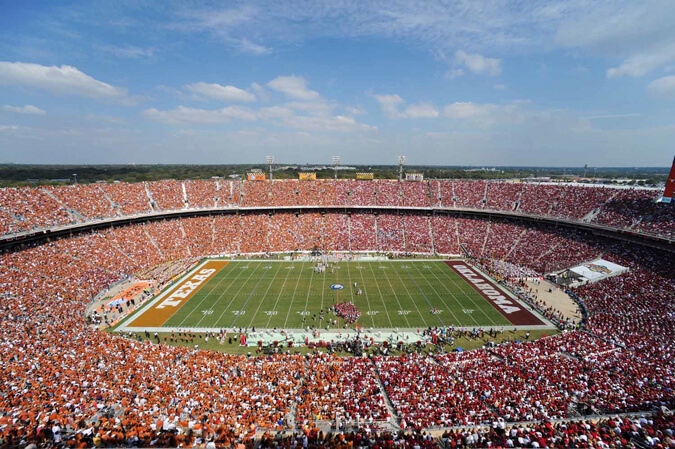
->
[[405, 173, 424, 181], [247, 173, 266, 181], [299, 173, 317, 180], [663, 156, 675, 203], [356, 172, 374, 180]]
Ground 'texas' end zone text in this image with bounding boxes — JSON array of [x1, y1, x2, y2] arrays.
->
[[127, 260, 228, 328]]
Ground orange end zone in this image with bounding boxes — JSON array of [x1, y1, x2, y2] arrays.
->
[[126, 260, 228, 328]]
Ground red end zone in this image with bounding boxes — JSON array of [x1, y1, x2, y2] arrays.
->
[[445, 261, 544, 326]]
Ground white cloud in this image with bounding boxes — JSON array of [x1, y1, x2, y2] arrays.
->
[[250, 82, 269, 101], [373, 94, 405, 118], [0, 61, 131, 101], [347, 106, 365, 115], [259, 105, 375, 133], [444, 102, 499, 119], [0, 125, 20, 132], [172, 1, 576, 57], [267, 75, 320, 101], [606, 42, 675, 78], [143, 105, 257, 124], [445, 68, 465, 80], [258, 106, 294, 120], [555, 0, 675, 78], [443, 102, 523, 126], [99, 45, 155, 59], [275, 115, 377, 133], [186, 82, 256, 102], [647, 75, 675, 99], [2, 104, 46, 115], [453, 50, 502, 76], [286, 101, 334, 117], [374, 95, 438, 119], [403, 102, 439, 119], [143, 104, 375, 133], [230, 37, 272, 55]]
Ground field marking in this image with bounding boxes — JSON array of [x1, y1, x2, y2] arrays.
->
[[178, 262, 250, 328], [205, 261, 266, 328], [126, 260, 228, 328], [412, 262, 471, 325], [436, 263, 502, 326], [285, 263, 310, 328], [261, 259, 295, 328], [357, 261, 391, 327], [347, 261, 376, 328], [446, 261, 545, 326], [380, 262, 428, 327], [227, 262, 271, 328], [243, 262, 285, 329], [264, 260, 297, 328], [390, 263, 439, 327], [320, 263, 327, 312], [437, 264, 501, 325], [409, 262, 465, 326], [368, 262, 409, 327]]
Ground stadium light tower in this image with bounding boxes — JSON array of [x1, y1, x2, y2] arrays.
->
[[398, 155, 406, 182], [266, 155, 275, 182], [332, 155, 340, 180]]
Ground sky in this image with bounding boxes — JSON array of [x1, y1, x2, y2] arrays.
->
[[0, 0, 674, 166]]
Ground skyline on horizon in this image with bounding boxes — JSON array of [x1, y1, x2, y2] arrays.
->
[[1, 0, 674, 167]]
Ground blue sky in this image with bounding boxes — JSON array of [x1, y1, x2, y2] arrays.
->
[[0, 0, 674, 166]]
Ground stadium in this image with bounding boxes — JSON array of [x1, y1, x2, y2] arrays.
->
[[0, 173, 673, 447], [2, 1, 675, 447]]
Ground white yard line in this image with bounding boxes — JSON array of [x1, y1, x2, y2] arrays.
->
[[387, 263, 434, 327], [348, 262, 376, 328], [356, 263, 386, 328], [285, 264, 312, 328], [264, 261, 297, 328], [182, 262, 250, 328], [243, 262, 285, 329], [210, 262, 265, 328], [409, 262, 465, 326], [368, 263, 410, 327]]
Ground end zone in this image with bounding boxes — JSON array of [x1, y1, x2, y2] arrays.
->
[[123, 260, 228, 328], [445, 261, 545, 326]]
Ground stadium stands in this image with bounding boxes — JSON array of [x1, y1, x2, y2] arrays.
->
[[0, 179, 673, 447], [0, 180, 670, 241]]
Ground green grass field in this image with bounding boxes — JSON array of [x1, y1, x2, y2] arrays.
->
[[142, 260, 520, 330]]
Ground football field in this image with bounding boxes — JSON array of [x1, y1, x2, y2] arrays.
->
[[120, 259, 547, 331]]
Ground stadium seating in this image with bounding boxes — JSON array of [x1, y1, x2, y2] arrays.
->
[[0, 182, 673, 446], [0, 180, 670, 242]]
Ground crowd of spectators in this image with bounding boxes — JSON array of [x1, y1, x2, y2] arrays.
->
[[147, 180, 185, 211], [0, 206, 672, 446], [46, 183, 114, 220], [0, 180, 669, 241], [296, 355, 389, 424], [439, 414, 675, 448]]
